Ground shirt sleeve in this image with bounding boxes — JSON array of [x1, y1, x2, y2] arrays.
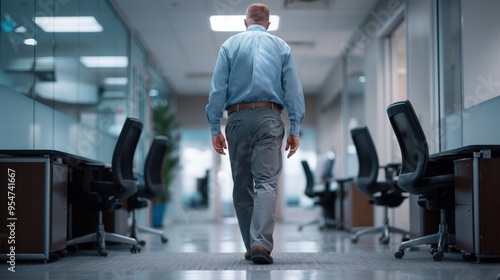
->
[[282, 52, 305, 136], [206, 47, 230, 136]]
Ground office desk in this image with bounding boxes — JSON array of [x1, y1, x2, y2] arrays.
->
[[0, 150, 98, 262], [432, 145, 500, 262], [0, 149, 101, 167]]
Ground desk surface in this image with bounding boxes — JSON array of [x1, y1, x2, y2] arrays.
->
[[431, 144, 500, 160], [0, 149, 101, 167]]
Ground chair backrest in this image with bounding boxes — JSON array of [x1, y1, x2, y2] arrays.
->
[[143, 136, 168, 198], [386, 100, 429, 193], [350, 126, 379, 196], [301, 160, 316, 198], [112, 116, 143, 198]]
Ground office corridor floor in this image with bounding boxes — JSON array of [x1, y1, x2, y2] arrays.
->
[[2, 210, 500, 280]]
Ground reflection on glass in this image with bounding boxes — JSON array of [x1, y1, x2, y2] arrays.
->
[[345, 54, 366, 178], [0, 0, 132, 162], [438, 0, 462, 150]]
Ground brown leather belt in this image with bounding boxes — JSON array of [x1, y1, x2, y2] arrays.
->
[[227, 102, 282, 114]]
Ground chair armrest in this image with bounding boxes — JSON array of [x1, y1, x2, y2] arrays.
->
[[83, 161, 111, 171], [81, 162, 112, 191], [384, 162, 401, 170]]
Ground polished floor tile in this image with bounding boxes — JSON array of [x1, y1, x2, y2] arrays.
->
[[2, 209, 500, 280]]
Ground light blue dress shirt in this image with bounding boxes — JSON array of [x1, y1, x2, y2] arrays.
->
[[206, 24, 305, 136]]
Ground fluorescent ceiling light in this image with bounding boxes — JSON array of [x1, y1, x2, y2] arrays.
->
[[210, 15, 280, 32], [23, 38, 37, 46], [35, 16, 103, 32], [80, 56, 128, 68], [104, 77, 128, 85], [15, 26, 27, 33]]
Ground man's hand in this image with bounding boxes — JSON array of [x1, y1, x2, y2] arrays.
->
[[285, 135, 300, 158], [212, 133, 227, 155]]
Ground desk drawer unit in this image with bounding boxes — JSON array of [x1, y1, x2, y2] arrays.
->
[[454, 157, 500, 260], [0, 157, 67, 262]]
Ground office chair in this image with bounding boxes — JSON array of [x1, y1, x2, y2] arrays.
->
[[298, 158, 338, 231], [349, 126, 410, 245], [128, 136, 169, 246], [67, 117, 143, 256], [387, 100, 456, 261]]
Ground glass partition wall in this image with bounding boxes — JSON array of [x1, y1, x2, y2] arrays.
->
[[438, 0, 462, 151], [0, 0, 171, 167], [344, 52, 366, 178]]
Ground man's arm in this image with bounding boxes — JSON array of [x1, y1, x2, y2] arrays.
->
[[282, 49, 305, 159], [206, 47, 230, 136]]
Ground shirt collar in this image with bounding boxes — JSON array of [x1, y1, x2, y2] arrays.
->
[[246, 24, 266, 32]]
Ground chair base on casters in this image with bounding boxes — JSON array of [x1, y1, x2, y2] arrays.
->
[[138, 225, 169, 244], [298, 214, 338, 231], [351, 224, 409, 245], [67, 211, 141, 256], [130, 211, 169, 245], [351, 206, 409, 244], [394, 209, 455, 261]]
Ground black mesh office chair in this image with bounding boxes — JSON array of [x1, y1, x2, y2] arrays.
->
[[387, 100, 456, 261], [350, 126, 409, 244], [67, 117, 143, 256], [298, 158, 338, 231], [128, 136, 169, 245]]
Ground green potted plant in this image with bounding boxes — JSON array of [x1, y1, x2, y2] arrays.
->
[[151, 101, 179, 228]]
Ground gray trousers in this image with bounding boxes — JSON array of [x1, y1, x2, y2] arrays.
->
[[225, 108, 285, 253]]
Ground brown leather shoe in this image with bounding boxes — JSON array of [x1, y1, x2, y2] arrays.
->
[[251, 246, 273, 264], [244, 251, 251, 260]]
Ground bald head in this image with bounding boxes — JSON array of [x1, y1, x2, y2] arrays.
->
[[245, 3, 270, 29]]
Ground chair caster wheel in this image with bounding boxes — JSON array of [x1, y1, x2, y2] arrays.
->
[[161, 236, 169, 243], [380, 237, 390, 245], [139, 240, 146, 246], [394, 249, 404, 259], [462, 252, 473, 261], [131, 245, 141, 253], [58, 249, 68, 257], [432, 252, 443, 261], [67, 245, 78, 253], [98, 248, 108, 257], [351, 236, 358, 244]]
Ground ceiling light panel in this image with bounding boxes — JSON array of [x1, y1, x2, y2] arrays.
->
[[104, 77, 128, 85], [35, 16, 103, 32], [80, 56, 128, 68]]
